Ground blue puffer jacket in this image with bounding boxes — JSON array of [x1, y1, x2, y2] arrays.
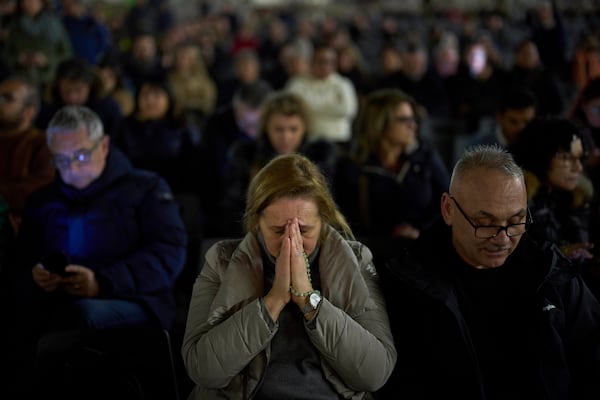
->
[[18, 147, 187, 330]]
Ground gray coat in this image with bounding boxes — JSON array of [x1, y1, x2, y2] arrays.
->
[[181, 224, 397, 399]]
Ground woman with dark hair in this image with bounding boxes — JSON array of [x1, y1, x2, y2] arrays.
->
[[569, 77, 600, 182], [509, 116, 600, 297], [113, 74, 199, 195], [35, 57, 123, 135]]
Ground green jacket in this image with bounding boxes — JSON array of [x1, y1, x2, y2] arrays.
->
[[3, 11, 72, 86]]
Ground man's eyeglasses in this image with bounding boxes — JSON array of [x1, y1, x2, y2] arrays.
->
[[450, 196, 532, 239], [51, 139, 101, 170]]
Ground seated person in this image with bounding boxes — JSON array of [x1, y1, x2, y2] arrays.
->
[[113, 74, 199, 195], [219, 91, 337, 236], [199, 80, 272, 237], [35, 57, 124, 138], [285, 43, 358, 146], [182, 153, 397, 399], [467, 86, 537, 148], [335, 88, 449, 240], [379, 144, 600, 399], [0, 76, 55, 233], [509, 116, 600, 298], [11, 105, 187, 396]]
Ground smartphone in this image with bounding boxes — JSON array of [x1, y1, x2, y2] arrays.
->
[[42, 251, 70, 276]]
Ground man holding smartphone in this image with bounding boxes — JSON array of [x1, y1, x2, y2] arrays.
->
[[7, 105, 187, 397]]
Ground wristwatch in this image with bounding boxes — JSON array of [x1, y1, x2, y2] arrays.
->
[[302, 290, 322, 315]]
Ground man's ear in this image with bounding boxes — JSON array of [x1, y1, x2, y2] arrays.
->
[[100, 134, 110, 155], [440, 192, 453, 226]]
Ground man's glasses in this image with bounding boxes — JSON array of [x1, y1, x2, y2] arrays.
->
[[51, 139, 101, 170], [450, 196, 532, 239]]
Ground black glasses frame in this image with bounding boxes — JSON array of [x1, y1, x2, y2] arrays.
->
[[450, 196, 532, 239]]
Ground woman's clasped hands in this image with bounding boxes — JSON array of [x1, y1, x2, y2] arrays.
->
[[263, 217, 314, 320]]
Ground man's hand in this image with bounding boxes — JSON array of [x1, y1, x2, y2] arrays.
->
[[62, 265, 100, 297], [32, 263, 62, 292]]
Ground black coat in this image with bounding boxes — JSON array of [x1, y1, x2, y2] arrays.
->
[[334, 140, 449, 237], [378, 221, 600, 399], [218, 136, 338, 236]]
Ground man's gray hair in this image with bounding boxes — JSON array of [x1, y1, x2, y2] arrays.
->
[[46, 105, 104, 146], [451, 144, 524, 188]]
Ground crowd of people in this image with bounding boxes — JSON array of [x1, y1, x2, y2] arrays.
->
[[2, 0, 600, 398]]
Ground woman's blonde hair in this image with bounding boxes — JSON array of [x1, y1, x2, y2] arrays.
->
[[243, 153, 353, 239], [352, 88, 417, 164]]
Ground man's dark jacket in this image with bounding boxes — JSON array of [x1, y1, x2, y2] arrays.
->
[[17, 147, 187, 330], [378, 221, 600, 400]]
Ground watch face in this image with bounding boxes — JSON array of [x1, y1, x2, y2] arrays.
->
[[309, 292, 321, 308]]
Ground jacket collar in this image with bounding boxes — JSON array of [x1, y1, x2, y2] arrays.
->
[[58, 146, 132, 200]]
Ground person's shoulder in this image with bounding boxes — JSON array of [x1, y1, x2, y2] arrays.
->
[[409, 140, 449, 169], [126, 167, 171, 192], [202, 236, 255, 272], [511, 234, 567, 271], [108, 148, 171, 194], [388, 222, 450, 266], [17, 126, 47, 146], [413, 139, 443, 157], [42, 10, 68, 28], [303, 139, 337, 159], [330, 72, 355, 87], [230, 140, 257, 158], [205, 238, 244, 261], [285, 75, 310, 88], [90, 95, 122, 113]]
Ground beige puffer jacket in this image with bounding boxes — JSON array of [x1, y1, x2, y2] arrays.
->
[[181, 224, 397, 399]]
